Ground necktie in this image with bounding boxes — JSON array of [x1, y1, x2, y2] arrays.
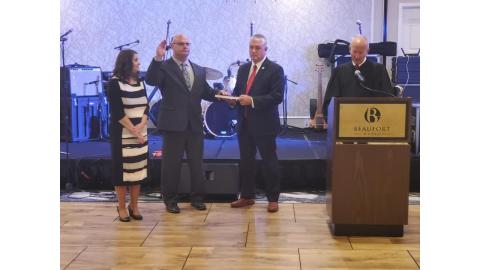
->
[[243, 64, 258, 118], [354, 64, 360, 70], [245, 64, 257, 95], [181, 62, 191, 90]]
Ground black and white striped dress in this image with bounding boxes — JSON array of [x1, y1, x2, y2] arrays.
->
[[107, 77, 149, 186]]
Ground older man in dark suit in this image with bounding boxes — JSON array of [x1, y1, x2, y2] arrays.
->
[[227, 34, 285, 213], [146, 34, 226, 213]]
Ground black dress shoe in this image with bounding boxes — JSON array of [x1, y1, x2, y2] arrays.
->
[[165, 202, 180, 214], [191, 201, 207, 211], [116, 207, 131, 222], [128, 205, 143, 220]]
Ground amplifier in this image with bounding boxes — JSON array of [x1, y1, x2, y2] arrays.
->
[[318, 41, 397, 59], [61, 65, 104, 97], [335, 54, 380, 67]]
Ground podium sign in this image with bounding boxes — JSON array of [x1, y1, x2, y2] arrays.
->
[[331, 98, 411, 143], [338, 103, 407, 138]]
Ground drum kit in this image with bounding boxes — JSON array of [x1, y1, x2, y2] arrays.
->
[[201, 61, 247, 138]]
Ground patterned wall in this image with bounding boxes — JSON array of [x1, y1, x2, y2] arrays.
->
[[61, 0, 373, 121]]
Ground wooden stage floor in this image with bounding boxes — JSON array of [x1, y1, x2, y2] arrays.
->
[[61, 202, 420, 269]]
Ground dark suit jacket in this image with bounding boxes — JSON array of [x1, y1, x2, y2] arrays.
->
[[145, 58, 218, 132], [232, 58, 285, 136], [322, 60, 393, 117]]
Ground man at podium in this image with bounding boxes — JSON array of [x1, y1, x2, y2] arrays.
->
[[322, 35, 394, 119]]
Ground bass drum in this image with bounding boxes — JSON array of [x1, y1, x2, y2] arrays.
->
[[204, 102, 238, 138]]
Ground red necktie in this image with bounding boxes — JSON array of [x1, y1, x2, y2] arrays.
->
[[243, 65, 257, 118], [245, 64, 257, 94]]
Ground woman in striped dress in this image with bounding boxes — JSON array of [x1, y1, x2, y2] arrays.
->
[[107, 49, 149, 222]]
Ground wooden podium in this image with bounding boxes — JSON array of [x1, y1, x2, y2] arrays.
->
[[326, 97, 412, 236]]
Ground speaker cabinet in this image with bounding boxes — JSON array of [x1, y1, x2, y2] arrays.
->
[[177, 163, 239, 194]]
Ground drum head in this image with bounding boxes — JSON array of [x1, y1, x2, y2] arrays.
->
[[204, 102, 238, 138]]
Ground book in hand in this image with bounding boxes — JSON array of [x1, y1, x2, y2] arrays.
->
[[215, 95, 239, 100]]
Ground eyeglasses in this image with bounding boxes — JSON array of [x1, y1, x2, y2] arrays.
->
[[172, 42, 191, 47]]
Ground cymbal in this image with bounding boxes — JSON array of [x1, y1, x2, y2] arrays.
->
[[205, 67, 223, 80]]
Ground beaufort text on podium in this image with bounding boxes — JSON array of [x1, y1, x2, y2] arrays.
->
[[326, 97, 412, 236]]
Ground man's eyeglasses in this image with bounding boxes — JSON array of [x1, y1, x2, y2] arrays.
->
[[172, 42, 191, 47]]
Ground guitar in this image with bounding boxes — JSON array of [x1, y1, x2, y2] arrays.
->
[[310, 62, 327, 129]]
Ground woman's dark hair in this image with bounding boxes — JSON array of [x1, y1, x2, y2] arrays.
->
[[112, 49, 139, 81]]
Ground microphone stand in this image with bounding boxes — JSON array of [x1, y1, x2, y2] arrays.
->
[[147, 20, 172, 128], [93, 80, 107, 141], [165, 19, 172, 59], [358, 81, 395, 97], [60, 30, 72, 191], [114, 40, 139, 51], [280, 76, 304, 135], [60, 29, 72, 68], [61, 38, 67, 68]]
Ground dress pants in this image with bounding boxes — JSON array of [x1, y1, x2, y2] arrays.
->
[[161, 126, 205, 203], [237, 122, 280, 202]]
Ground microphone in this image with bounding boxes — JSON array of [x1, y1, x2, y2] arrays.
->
[[84, 80, 99, 85], [355, 70, 395, 97], [356, 20, 362, 34], [354, 70, 365, 83], [61, 29, 73, 38], [85, 76, 100, 85], [114, 40, 140, 50], [165, 19, 172, 50], [393, 85, 404, 97]]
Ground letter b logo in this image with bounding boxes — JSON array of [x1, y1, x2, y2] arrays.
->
[[364, 107, 381, 123]]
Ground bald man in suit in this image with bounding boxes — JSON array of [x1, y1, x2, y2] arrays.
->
[[146, 34, 227, 213]]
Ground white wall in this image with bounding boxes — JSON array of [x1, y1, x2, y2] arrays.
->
[[61, 0, 376, 126], [61, 0, 419, 127]]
